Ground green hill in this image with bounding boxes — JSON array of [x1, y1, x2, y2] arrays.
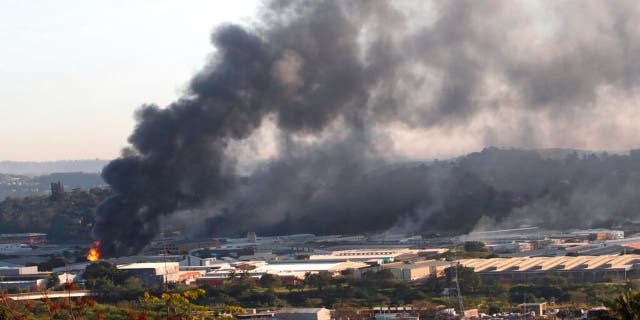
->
[[0, 188, 111, 243]]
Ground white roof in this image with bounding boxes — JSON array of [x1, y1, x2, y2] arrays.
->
[[252, 261, 367, 274], [254, 262, 342, 273], [277, 308, 329, 313], [118, 262, 178, 270]]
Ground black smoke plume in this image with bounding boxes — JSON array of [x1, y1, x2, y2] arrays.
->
[[94, 0, 640, 256]]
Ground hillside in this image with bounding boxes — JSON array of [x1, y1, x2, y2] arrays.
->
[[0, 172, 106, 200], [204, 147, 640, 236], [0, 160, 108, 175], [0, 188, 111, 243]]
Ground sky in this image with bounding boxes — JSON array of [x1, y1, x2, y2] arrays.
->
[[2, 1, 639, 162], [0, 0, 258, 161]]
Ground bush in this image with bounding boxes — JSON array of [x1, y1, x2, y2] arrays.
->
[[259, 274, 281, 290], [464, 241, 487, 252]]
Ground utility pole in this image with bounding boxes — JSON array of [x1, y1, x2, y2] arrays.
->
[[453, 262, 465, 315], [452, 241, 465, 317]]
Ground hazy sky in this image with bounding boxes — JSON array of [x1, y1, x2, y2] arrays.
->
[[2, 1, 639, 162], [0, 0, 258, 161]]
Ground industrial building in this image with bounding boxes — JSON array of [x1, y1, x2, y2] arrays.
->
[[253, 260, 367, 276], [308, 248, 447, 262], [276, 308, 331, 320], [117, 262, 181, 286], [485, 242, 532, 253], [0, 233, 47, 245], [460, 255, 640, 282], [197, 260, 368, 286], [460, 227, 543, 243], [180, 255, 220, 267], [146, 237, 221, 255], [355, 260, 454, 281], [0, 265, 50, 290], [519, 302, 547, 316], [235, 308, 332, 320]]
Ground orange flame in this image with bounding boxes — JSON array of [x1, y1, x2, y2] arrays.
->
[[86, 241, 100, 262]]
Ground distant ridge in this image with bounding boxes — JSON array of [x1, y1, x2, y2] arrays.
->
[[0, 172, 107, 199], [533, 147, 627, 160], [0, 160, 109, 176]]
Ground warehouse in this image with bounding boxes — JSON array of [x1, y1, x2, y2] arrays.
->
[[0, 265, 50, 290], [118, 262, 180, 286], [197, 260, 367, 286], [460, 255, 640, 282], [308, 248, 447, 262], [276, 308, 331, 320], [0, 233, 47, 245], [355, 260, 454, 281]]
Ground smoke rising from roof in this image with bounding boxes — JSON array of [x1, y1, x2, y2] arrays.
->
[[94, 0, 640, 256]]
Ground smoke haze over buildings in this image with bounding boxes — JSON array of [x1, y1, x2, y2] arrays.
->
[[93, 0, 640, 256]]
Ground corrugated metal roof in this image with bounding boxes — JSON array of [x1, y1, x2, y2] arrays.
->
[[460, 255, 640, 273]]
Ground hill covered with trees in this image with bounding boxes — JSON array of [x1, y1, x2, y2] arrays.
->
[[0, 172, 106, 200], [0, 188, 111, 243]]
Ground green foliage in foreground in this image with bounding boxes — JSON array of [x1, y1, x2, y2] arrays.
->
[[4, 272, 640, 319], [601, 289, 640, 320], [82, 265, 640, 313]]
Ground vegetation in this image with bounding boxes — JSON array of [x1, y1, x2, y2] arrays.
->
[[83, 262, 148, 302], [444, 266, 482, 294], [4, 267, 640, 319], [0, 188, 111, 242], [463, 241, 487, 252], [602, 289, 640, 319]]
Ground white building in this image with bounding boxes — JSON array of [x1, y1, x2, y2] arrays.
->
[[276, 308, 331, 320], [308, 248, 447, 262], [118, 262, 180, 285], [181, 255, 218, 267]]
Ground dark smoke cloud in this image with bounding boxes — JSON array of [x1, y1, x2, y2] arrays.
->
[[94, 0, 640, 256]]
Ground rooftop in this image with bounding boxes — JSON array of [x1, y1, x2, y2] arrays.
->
[[277, 308, 329, 313], [461, 255, 640, 273]]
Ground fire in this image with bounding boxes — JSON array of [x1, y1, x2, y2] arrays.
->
[[86, 241, 100, 262]]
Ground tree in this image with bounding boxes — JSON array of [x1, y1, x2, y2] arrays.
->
[[227, 269, 237, 281], [0, 188, 111, 242], [464, 241, 487, 252], [259, 274, 281, 290], [47, 273, 60, 289], [140, 289, 208, 320], [444, 266, 482, 294], [603, 290, 640, 320], [305, 271, 332, 291], [422, 275, 444, 295], [83, 262, 124, 286], [542, 275, 569, 288], [36, 257, 68, 271], [362, 269, 395, 281]]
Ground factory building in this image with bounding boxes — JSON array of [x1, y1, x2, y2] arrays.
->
[[355, 260, 454, 281], [461, 227, 543, 243], [519, 302, 547, 317], [253, 260, 367, 276], [146, 238, 221, 255], [197, 260, 367, 286], [485, 242, 532, 253], [308, 248, 447, 262], [460, 255, 640, 282], [118, 262, 180, 286], [0, 233, 47, 245], [0, 265, 50, 290], [235, 308, 332, 320], [276, 308, 331, 320], [180, 255, 220, 267]]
